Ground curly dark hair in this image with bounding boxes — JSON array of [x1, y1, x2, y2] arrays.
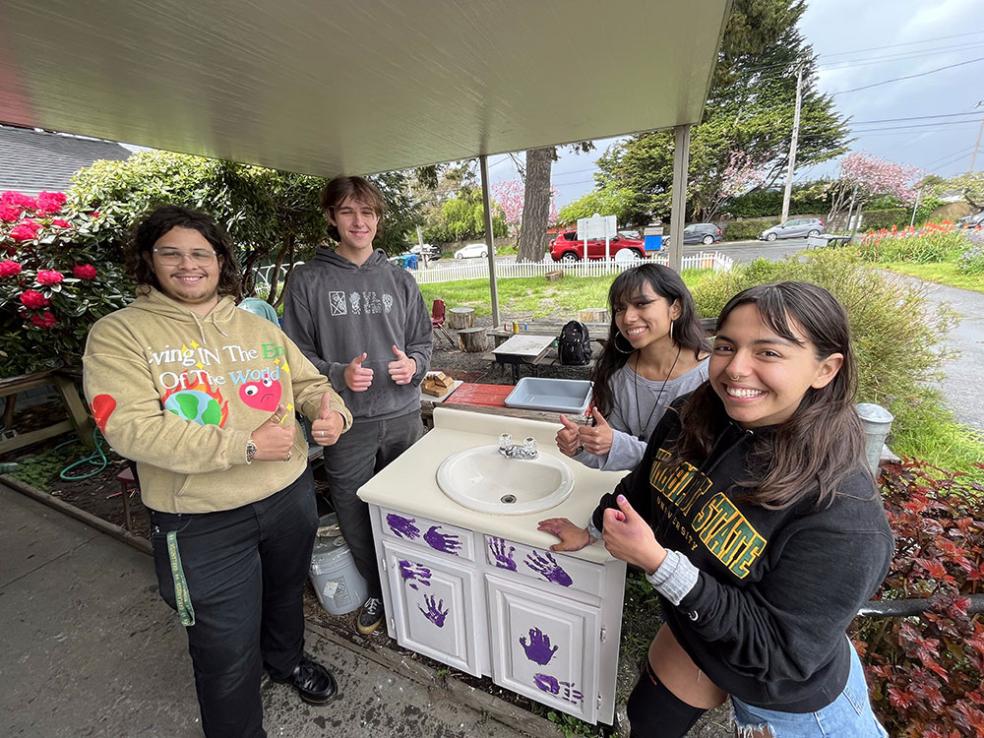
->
[[128, 205, 241, 299]]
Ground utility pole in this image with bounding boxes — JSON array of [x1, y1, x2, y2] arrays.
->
[[780, 64, 804, 224], [970, 107, 984, 172]]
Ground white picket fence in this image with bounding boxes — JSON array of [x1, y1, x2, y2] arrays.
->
[[411, 252, 733, 285]]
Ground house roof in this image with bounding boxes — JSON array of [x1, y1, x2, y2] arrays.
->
[[0, 125, 130, 195], [0, 0, 730, 176]]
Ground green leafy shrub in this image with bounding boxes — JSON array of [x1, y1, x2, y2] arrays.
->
[[860, 208, 910, 230], [721, 219, 769, 241], [691, 250, 958, 459], [856, 226, 967, 264], [0, 190, 129, 376], [853, 461, 984, 737], [958, 234, 984, 274]]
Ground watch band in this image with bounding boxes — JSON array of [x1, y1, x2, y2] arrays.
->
[[245, 438, 257, 464]]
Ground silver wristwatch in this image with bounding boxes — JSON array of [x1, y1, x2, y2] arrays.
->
[[245, 438, 258, 464]]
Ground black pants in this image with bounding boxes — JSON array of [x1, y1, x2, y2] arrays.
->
[[321, 411, 423, 599], [150, 469, 319, 738]]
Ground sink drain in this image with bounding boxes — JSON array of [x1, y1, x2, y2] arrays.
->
[[500, 494, 517, 504]]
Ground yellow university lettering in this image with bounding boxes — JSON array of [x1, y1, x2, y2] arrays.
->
[[650, 457, 713, 515], [692, 493, 767, 579]]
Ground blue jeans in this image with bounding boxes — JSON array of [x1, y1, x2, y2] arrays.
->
[[732, 641, 888, 737]]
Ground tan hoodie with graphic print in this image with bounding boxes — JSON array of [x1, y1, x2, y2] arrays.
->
[[83, 288, 352, 514]]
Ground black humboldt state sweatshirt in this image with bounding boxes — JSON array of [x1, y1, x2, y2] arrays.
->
[[592, 400, 893, 713]]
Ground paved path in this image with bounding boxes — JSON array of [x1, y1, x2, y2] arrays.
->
[[0, 485, 537, 738]]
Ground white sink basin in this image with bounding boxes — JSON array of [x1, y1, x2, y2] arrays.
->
[[436, 445, 574, 515]]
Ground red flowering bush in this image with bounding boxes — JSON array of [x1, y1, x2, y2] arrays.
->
[[0, 189, 128, 376], [853, 461, 984, 737]]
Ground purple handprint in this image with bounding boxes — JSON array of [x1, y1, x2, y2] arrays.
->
[[423, 525, 462, 555], [418, 594, 448, 627], [387, 513, 420, 540], [525, 550, 573, 587], [520, 627, 558, 666], [488, 537, 517, 571], [533, 673, 583, 705], [398, 559, 432, 590]]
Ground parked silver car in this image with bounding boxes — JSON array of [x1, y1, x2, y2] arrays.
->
[[759, 217, 824, 241]]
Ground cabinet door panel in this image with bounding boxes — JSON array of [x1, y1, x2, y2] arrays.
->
[[383, 540, 485, 676], [486, 573, 599, 723]]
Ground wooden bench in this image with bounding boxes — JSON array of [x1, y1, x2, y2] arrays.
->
[[0, 369, 95, 455]]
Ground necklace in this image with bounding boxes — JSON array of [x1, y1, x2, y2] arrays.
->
[[633, 345, 682, 441]]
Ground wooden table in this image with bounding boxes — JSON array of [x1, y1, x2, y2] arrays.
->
[[491, 334, 556, 383], [0, 369, 95, 454]]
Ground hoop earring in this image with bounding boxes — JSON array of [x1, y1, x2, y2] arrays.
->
[[613, 331, 634, 354], [669, 319, 674, 343]]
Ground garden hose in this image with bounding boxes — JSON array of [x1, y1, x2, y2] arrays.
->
[[59, 428, 109, 481]]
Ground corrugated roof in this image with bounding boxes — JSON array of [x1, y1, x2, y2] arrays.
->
[[0, 125, 130, 195]]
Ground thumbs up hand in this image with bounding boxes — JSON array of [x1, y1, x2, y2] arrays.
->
[[387, 345, 417, 385], [577, 407, 614, 456], [602, 494, 666, 573], [250, 404, 296, 461], [344, 352, 374, 392], [555, 414, 582, 457], [311, 392, 345, 446]]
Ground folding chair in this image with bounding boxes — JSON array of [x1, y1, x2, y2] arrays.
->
[[431, 299, 457, 348]]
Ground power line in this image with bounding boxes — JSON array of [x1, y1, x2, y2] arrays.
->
[[847, 110, 984, 125], [818, 29, 984, 60], [850, 119, 983, 133], [831, 56, 984, 95]]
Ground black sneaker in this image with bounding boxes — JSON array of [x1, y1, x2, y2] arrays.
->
[[273, 654, 337, 705], [356, 596, 384, 635]]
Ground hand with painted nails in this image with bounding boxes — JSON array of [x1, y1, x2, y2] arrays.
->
[[602, 494, 666, 573], [344, 352, 374, 392], [576, 407, 614, 455], [537, 517, 592, 552], [250, 403, 295, 461], [555, 415, 582, 457], [387, 345, 416, 385]]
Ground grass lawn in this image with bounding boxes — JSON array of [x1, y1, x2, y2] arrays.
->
[[418, 269, 712, 320], [881, 261, 984, 294]]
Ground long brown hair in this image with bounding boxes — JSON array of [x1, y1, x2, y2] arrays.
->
[[675, 281, 868, 509], [591, 264, 708, 416]]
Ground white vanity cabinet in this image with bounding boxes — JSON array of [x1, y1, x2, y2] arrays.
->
[[359, 408, 628, 725]]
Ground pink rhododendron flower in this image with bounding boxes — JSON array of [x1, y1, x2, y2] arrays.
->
[[30, 311, 58, 329], [9, 219, 42, 242], [72, 263, 98, 280], [36, 269, 64, 286], [52, 218, 71, 228], [19, 289, 49, 309], [0, 204, 20, 223], [0, 260, 22, 278], [0, 191, 38, 210], [34, 191, 67, 216]]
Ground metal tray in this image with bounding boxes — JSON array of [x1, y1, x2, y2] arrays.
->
[[504, 377, 592, 414]]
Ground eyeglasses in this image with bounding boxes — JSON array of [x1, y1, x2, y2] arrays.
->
[[153, 247, 218, 265]]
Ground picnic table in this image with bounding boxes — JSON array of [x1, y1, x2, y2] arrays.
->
[[490, 334, 557, 383], [0, 369, 95, 455]]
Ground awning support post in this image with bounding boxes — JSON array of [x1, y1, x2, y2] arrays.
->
[[667, 124, 691, 273], [479, 154, 501, 327]]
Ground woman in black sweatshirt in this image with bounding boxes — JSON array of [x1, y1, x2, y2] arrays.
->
[[538, 282, 892, 737]]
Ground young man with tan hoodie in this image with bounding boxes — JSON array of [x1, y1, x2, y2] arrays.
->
[[83, 206, 352, 738], [283, 176, 432, 635]]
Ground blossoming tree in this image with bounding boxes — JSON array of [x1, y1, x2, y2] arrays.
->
[[0, 190, 128, 376], [826, 153, 919, 232]]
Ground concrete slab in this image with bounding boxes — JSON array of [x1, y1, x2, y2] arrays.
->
[[0, 485, 541, 738]]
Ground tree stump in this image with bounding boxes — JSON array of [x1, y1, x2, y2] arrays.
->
[[457, 327, 487, 353], [545, 270, 564, 282], [578, 308, 608, 323], [447, 307, 475, 330]]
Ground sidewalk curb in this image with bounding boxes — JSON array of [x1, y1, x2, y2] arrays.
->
[[1, 475, 568, 738]]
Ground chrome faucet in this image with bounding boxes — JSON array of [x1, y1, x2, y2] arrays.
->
[[498, 433, 538, 460]]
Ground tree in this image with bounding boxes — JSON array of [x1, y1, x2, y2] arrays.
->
[[491, 179, 558, 235], [421, 187, 507, 243], [69, 151, 422, 305], [595, 0, 848, 222], [825, 153, 918, 231], [557, 184, 645, 226]]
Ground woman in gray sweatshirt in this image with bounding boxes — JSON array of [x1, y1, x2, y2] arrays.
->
[[556, 264, 709, 471]]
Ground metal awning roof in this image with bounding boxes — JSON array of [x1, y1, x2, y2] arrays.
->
[[1, 0, 729, 176]]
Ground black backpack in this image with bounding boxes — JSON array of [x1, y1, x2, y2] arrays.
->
[[558, 320, 592, 365]]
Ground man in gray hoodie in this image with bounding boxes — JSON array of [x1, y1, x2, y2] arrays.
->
[[282, 176, 432, 634]]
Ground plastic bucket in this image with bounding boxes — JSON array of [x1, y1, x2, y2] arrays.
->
[[309, 514, 368, 615]]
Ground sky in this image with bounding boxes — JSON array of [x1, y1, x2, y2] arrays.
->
[[491, 0, 984, 208]]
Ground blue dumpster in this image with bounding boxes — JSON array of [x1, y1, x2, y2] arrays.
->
[[406, 253, 419, 269], [644, 234, 663, 251]]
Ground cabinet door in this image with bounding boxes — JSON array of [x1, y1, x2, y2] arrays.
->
[[486, 573, 599, 724], [382, 540, 486, 677]]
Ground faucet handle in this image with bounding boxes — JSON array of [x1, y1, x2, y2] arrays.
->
[[499, 433, 513, 450], [523, 437, 537, 453]]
